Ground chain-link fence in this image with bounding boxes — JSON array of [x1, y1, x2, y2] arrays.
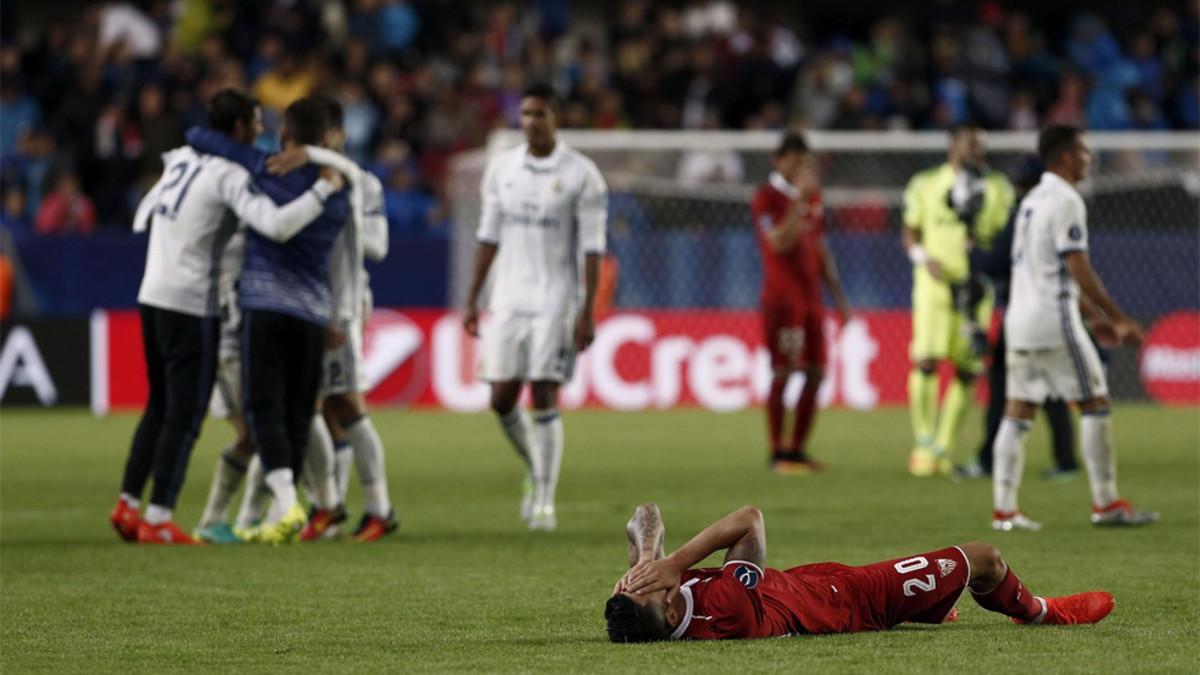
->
[[449, 131, 1200, 409]]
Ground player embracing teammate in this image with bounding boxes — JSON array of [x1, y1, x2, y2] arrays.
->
[[750, 133, 850, 474]]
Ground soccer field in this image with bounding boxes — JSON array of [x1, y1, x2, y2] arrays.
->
[[1, 406, 1197, 673]]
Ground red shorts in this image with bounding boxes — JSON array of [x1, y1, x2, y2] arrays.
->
[[839, 546, 971, 631], [761, 298, 825, 370]]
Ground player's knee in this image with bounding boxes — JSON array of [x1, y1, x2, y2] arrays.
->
[[964, 542, 1006, 584], [805, 367, 825, 384], [915, 360, 937, 375], [1080, 396, 1110, 414]]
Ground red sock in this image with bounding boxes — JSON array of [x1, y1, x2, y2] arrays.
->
[[970, 567, 1045, 622], [790, 380, 820, 457], [767, 377, 786, 456]]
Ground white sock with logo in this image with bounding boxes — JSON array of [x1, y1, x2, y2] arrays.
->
[[1081, 411, 1119, 508], [530, 409, 563, 511], [498, 408, 534, 473], [346, 417, 391, 517], [334, 441, 353, 503], [199, 448, 247, 527], [306, 414, 340, 510], [264, 468, 297, 523], [992, 417, 1031, 514]]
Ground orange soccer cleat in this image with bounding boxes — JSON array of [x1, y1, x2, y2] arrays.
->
[[136, 520, 203, 545], [1012, 591, 1114, 626], [349, 511, 399, 542], [110, 498, 142, 542]]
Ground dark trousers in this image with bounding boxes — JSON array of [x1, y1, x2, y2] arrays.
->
[[120, 304, 219, 509], [978, 325, 1079, 473], [241, 308, 325, 477]]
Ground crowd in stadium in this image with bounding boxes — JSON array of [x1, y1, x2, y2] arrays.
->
[[0, 0, 1197, 234]]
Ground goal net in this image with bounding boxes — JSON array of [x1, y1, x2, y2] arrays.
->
[[447, 131, 1200, 411]]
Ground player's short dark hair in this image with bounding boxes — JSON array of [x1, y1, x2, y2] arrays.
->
[[521, 82, 560, 108], [774, 132, 808, 157], [284, 97, 331, 145], [318, 95, 344, 130], [605, 595, 671, 643], [1038, 125, 1082, 164], [208, 89, 258, 135]]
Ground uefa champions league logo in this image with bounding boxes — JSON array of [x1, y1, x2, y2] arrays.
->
[[733, 564, 761, 589]]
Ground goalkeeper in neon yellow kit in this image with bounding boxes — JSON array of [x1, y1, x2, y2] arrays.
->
[[901, 125, 1014, 477]]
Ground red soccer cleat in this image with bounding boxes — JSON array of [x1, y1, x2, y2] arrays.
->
[[110, 498, 142, 542], [1012, 591, 1114, 626], [299, 506, 345, 542], [349, 511, 399, 542], [136, 520, 202, 545]]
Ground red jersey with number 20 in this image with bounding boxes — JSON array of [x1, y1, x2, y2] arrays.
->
[[750, 172, 825, 310], [673, 547, 970, 640]]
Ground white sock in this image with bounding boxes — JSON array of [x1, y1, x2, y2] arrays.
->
[[199, 449, 248, 527], [144, 503, 172, 526], [306, 414, 340, 510], [264, 468, 297, 523], [120, 492, 141, 509], [497, 408, 534, 472], [530, 409, 563, 511], [992, 416, 1031, 514], [334, 441, 353, 503], [1081, 410, 1119, 508], [347, 417, 391, 517], [235, 455, 271, 528]]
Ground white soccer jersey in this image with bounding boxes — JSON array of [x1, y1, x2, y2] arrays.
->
[[1005, 172, 1090, 349], [134, 146, 333, 318], [477, 141, 608, 314]]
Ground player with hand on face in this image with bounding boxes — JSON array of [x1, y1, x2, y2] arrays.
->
[[751, 132, 850, 474], [902, 125, 1014, 477], [991, 126, 1158, 531], [463, 83, 608, 531], [605, 503, 1114, 643]]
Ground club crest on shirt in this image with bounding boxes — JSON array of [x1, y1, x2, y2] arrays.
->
[[553, 178, 563, 193], [937, 558, 957, 578], [732, 564, 761, 589]]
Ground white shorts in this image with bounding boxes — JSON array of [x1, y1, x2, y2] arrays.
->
[[209, 353, 242, 418], [478, 309, 576, 383], [1007, 340, 1108, 404], [321, 319, 366, 397]]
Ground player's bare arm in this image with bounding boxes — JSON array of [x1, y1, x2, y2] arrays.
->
[[463, 242, 499, 337], [819, 237, 851, 322], [624, 505, 766, 597], [902, 226, 943, 280], [765, 196, 813, 252], [575, 253, 601, 351], [614, 503, 667, 594], [1062, 251, 1143, 345]]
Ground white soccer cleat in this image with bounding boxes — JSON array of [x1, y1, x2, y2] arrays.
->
[[519, 476, 535, 523], [1090, 499, 1159, 527], [992, 510, 1043, 531], [528, 505, 556, 532]]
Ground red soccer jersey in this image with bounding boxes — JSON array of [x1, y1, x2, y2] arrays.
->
[[675, 548, 970, 640], [750, 172, 826, 310]]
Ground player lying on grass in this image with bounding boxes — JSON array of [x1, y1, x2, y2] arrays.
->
[[605, 503, 1113, 642]]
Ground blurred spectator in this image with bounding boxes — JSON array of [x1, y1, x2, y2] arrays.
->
[[382, 164, 436, 234], [0, 0, 1194, 233], [35, 172, 96, 235], [1, 184, 30, 231], [677, 110, 745, 185]]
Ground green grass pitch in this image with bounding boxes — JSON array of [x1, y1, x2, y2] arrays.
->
[[1, 406, 1197, 673]]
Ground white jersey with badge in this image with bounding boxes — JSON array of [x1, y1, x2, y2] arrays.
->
[[134, 146, 328, 318], [1005, 172, 1090, 350], [476, 141, 608, 315]]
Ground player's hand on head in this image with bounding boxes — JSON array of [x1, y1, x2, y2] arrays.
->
[[624, 558, 682, 598], [574, 313, 595, 351], [267, 146, 310, 175]]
